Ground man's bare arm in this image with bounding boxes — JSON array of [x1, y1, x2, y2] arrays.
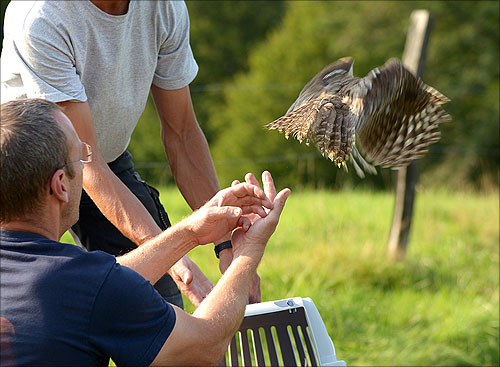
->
[[58, 100, 219, 305], [151, 85, 220, 211], [57, 101, 163, 245], [152, 184, 290, 366], [151, 85, 263, 303]]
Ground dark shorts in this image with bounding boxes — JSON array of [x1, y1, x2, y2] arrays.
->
[[70, 151, 183, 309]]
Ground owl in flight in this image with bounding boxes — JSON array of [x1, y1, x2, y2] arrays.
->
[[266, 57, 451, 177]]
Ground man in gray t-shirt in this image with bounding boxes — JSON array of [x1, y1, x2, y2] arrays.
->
[[1, 0, 261, 307]]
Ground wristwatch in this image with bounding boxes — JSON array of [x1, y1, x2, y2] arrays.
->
[[214, 240, 233, 258]]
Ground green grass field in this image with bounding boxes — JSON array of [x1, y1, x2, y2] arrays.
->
[[62, 187, 499, 366]]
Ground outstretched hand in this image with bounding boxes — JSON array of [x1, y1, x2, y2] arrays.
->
[[232, 171, 279, 222], [231, 172, 290, 261], [177, 172, 288, 306], [218, 171, 290, 303], [182, 182, 274, 247]]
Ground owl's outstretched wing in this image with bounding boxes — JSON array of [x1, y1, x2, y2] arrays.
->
[[286, 57, 355, 114], [266, 57, 358, 161], [349, 58, 450, 168]]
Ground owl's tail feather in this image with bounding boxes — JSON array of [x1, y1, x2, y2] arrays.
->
[[422, 83, 450, 105], [349, 152, 365, 178], [350, 147, 377, 178]]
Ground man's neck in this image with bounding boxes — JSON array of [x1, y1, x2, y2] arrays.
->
[[89, 1, 130, 16], [1, 219, 61, 242]]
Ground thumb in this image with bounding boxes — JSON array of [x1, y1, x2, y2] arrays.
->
[[269, 188, 291, 217], [231, 227, 246, 244], [172, 262, 193, 285], [183, 270, 193, 285]]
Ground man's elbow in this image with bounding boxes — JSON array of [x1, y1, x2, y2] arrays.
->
[[193, 351, 226, 366], [178, 343, 229, 366], [153, 331, 231, 365], [193, 335, 231, 365], [210, 339, 231, 365]]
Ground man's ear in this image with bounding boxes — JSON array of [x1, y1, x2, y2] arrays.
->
[[49, 169, 69, 204]]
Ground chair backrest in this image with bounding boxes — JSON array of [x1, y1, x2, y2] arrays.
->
[[220, 297, 346, 366]]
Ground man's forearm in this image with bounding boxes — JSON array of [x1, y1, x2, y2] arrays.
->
[[163, 118, 235, 253], [193, 255, 257, 332], [83, 158, 163, 245], [116, 222, 197, 284], [57, 100, 163, 246], [164, 123, 220, 210], [153, 255, 260, 365], [152, 84, 220, 211]]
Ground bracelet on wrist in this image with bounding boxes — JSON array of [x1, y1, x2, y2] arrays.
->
[[214, 240, 232, 259]]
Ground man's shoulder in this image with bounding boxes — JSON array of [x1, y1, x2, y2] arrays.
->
[[5, 0, 88, 47], [141, 0, 188, 15], [0, 229, 116, 276], [7, 1, 69, 30], [138, 0, 189, 27]]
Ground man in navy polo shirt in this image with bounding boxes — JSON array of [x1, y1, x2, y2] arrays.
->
[[0, 98, 290, 366]]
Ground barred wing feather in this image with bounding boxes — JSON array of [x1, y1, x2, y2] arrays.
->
[[353, 59, 451, 168]]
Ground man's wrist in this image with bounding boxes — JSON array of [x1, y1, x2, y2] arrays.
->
[[231, 240, 266, 266], [214, 240, 232, 258]]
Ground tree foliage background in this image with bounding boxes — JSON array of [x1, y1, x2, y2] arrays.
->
[[2, 1, 498, 190], [199, 0, 499, 191]]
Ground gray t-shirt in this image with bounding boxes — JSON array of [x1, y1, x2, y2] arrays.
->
[[1, 0, 198, 162]]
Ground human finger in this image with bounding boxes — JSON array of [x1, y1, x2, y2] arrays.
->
[[245, 172, 260, 187], [231, 182, 266, 199], [232, 180, 240, 187], [266, 188, 291, 220], [262, 171, 277, 203], [249, 273, 261, 304], [240, 204, 268, 218], [221, 195, 272, 209], [179, 269, 214, 308], [207, 206, 242, 222], [237, 215, 252, 231], [170, 260, 194, 286], [223, 183, 273, 209]]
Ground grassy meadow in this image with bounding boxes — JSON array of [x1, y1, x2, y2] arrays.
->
[[61, 187, 499, 366]]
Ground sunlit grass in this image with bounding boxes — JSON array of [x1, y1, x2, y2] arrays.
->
[[163, 187, 499, 366], [60, 187, 499, 366]]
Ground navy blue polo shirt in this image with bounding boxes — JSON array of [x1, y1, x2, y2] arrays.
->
[[0, 230, 176, 366]]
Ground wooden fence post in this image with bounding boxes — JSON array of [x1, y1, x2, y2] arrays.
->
[[387, 10, 434, 260]]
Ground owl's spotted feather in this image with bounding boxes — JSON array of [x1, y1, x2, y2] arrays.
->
[[266, 57, 451, 177]]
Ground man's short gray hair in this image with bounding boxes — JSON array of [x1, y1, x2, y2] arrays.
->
[[1, 99, 75, 222]]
